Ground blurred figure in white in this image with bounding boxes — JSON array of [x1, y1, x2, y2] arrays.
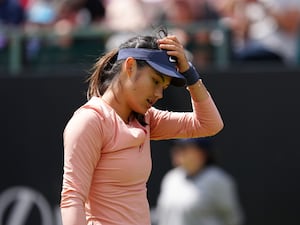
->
[[155, 138, 244, 225]]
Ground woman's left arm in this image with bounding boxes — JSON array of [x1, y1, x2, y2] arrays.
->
[[149, 86, 223, 140], [150, 36, 223, 139], [149, 71, 223, 140]]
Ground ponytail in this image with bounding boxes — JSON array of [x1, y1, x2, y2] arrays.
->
[[87, 49, 120, 100]]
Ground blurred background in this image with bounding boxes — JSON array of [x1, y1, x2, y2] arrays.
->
[[0, 0, 300, 224]]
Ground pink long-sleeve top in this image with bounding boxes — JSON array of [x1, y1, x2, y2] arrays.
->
[[61, 95, 223, 225]]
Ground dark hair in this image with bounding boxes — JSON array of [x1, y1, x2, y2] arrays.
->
[[87, 30, 168, 126], [172, 137, 217, 167], [195, 138, 215, 167]]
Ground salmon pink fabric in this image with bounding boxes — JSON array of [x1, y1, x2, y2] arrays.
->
[[61, 96, 223, 225]]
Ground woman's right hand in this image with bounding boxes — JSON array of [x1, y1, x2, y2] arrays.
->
[[157, 35, 190, 73]]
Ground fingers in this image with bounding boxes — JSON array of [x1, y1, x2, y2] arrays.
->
[[157, 36, 182, 50], [158, 36, 190, 73], [159, 35, 180, 44]]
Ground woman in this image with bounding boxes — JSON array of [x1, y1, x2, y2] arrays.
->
[[156, 138, 244, 225], [60, 31, 223, 225]]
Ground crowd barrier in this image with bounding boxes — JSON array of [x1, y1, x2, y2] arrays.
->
[[0, 22, 232, 76], [2, 23, 300, 77]]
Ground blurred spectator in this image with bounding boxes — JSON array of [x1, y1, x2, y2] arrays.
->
[[154, 138, 244, 225], [26, 0, 56, 26], [53, 0, 105, 44], [103, 0, 149, 57], [105, 0, 147, 31], [0, 0, 25, 25], [22, 0, 57, 62], [140, 0, 221, 68], [83, 0, 105, 23], [161, 0, 198, 25], [215, 0, 300, 64], [55, 0, 105, 27], [159, 0, 219, 25], [0, 0, 25, 54]]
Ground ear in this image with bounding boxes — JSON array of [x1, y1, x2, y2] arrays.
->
[[124, 57, 137, 78]]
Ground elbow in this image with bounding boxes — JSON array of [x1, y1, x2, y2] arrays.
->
[[216, 119, 224, 133], [207, 119, 224, 136]]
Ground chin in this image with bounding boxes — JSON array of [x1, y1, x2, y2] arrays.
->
[[135, 105, 150, 115], [137, 108, 148, 115], [131, 102, 151, 116]]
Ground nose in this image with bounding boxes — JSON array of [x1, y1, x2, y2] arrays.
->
[[154, 86, 163, 100]]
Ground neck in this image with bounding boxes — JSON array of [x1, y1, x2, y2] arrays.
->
[[186, 166, 205, 178], [102, 88, 132, 124]]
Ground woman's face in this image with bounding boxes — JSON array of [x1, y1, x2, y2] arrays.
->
[[123, 63, 171, 115]]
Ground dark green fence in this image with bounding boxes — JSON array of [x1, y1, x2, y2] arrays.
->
[[0, 22, 232, 76]]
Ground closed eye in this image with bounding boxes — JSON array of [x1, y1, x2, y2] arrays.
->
[[153, 78, 160, 85]]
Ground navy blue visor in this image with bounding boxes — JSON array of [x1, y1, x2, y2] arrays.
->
[[117, 48, 186, 86]]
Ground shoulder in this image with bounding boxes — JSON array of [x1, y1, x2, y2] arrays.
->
[[200, 166, 235, 187], [80, 97, 112, 119], [64, 97, 112, 135], [165, 167, 185, 178], [71, 97, 114, 123], [161, 168, 186, 186]]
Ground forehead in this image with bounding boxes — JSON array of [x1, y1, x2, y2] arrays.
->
[[147, 66, 172, 84]]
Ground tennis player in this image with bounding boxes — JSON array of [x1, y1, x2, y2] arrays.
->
[[60, 31, 224, 225]]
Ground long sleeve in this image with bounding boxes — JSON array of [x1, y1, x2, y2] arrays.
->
[[61, 108, 103, 225], [149, 94, 223, 140]]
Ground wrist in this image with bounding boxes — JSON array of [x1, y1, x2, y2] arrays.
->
[[182, 62, 200, 86]]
